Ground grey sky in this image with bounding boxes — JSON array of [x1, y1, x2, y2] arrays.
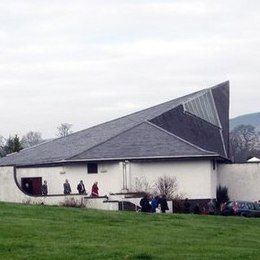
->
[[0, 0, 259, 138]]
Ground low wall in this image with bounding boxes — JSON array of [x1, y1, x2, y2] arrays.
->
[[0, 166, 118, 210], [218, 163, 260, 201]]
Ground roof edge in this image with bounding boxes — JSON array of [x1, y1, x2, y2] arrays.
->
[[12, 154, 221, 168]]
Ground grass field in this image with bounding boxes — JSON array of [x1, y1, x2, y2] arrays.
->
[[0, 203, 259, 259]]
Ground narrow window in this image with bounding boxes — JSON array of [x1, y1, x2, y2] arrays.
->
[[88, 163, 98, 174]]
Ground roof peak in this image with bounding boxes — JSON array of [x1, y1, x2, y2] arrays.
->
[[0, 81, 229, 166]]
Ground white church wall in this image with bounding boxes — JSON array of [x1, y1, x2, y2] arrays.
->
[[0, 166, 29, 203], [16, 162, 122, 196], [218, 163, 260, 201], [210, 161, 218, 199], [0, 166, 118, 210], [129, 160, 216, 199], [1, 159, 217, 209], [16, 160, 216, 199], [17, 166, 64, 194], [3, 159, 260, 207]]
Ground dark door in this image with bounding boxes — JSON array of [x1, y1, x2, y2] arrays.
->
[[21, 177, 42, 195]]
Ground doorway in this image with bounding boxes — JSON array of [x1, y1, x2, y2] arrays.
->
[[21, 177, 42, 195]]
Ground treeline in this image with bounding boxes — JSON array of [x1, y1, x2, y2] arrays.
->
[[0, 123, 73, 158], [230, 124, 260, 162]]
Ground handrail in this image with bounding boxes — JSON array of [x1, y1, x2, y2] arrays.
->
[[110, 192, 146, 195]]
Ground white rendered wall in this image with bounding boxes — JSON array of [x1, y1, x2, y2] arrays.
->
[[0, 166, 29, 203], [16, 162, 122, 196], [218, 163, 260, 201], [0, 166, 118, 210], [3, 161, 260, 206], [129, 160, 216, 199], [16, 160, 216, 199]]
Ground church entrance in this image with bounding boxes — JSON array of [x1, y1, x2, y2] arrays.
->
[[21, 177, 42, 195]]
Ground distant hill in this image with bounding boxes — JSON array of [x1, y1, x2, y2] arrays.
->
[[230, 112, 260, 131]]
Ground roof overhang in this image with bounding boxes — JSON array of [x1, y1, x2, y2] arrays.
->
[[6, 153, 228, 168]]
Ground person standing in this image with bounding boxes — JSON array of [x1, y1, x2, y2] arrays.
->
[[151, 196, 159, 213], [24, 182, 32, 195], [91, 181, 99, 197], [77, 180, 86, 194], [63, 179, 72, 195], [42, 180, 48, 195], [159, 195, 169, 213], [140, 194, 151, 213]]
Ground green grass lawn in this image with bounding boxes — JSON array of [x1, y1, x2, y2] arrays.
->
[[0, 203, 259, 259]]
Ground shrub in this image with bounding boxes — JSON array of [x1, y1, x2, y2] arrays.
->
[[132, 177, 152, 193], [60, 197, 86, 208], [22, 198, 32, 204], [132, 175, 184, 201], [154, 176, 178, 200], [172, 195, 185, 213], [216, 185, 229, 209]]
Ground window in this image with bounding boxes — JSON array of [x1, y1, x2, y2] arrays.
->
[[87, 163, 98, 174], [184, 91, 221, 127]]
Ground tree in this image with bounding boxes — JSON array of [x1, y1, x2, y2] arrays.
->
[[0, 135, 5, 157], [57, 123, 73, 137], [230, 124, 259, 162], [154, 176, 178, 199], [3, 135, 23, 154], [132, 177, 152, 193], [22, 131, 43, 148]]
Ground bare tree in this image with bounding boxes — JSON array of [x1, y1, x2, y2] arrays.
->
[[57, 123, 73, 137], [132, 177, 152, 193], [154, 176, 178, 199], [230, 124, 259, 162], [22, 131, 43, 148]]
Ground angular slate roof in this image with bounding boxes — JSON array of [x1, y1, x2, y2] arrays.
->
[[0, 81, 229, 166], [70, 122, 216, 160]]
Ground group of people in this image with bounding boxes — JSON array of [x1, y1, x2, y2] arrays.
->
[[41, 179, 99, 197], [140, 194, 169, 213], [181, 198, 214, 215]]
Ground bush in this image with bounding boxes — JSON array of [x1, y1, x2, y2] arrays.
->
[[172, 196, 184, 213], [216, 185, 229, 209], [132, 177, 152, 193], [132, 175, 184, 201], [60, 197, 86, 208], [154, 176, 179, 200]]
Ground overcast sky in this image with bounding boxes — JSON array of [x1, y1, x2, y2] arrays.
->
[[0, 0, 259, 138]]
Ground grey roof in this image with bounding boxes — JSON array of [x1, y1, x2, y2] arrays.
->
[[0, 82, 229, 166], [70, 122, 216, 160]]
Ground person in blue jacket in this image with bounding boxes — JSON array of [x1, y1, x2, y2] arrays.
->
[[151, 196, 159, 213]]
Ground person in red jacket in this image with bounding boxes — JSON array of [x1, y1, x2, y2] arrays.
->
[[91, 181, 99, 197]]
